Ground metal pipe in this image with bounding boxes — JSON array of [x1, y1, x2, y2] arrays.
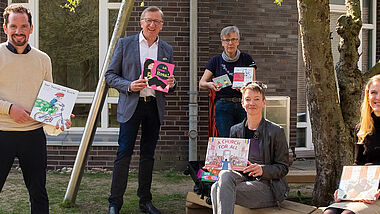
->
[[63, 0, 135, 204], [189, 0, 198, 161]]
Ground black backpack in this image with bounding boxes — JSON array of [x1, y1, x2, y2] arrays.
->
[[183, 161, 214, 205]]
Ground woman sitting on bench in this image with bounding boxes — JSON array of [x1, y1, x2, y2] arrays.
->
[[324, 75, 380, 214], [205, 82, 289, 214]]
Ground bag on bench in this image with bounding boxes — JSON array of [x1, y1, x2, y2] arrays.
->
[[183, 161, 214, 205]]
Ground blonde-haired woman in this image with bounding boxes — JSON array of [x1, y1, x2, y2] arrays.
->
[[324, 74, 380, 214]]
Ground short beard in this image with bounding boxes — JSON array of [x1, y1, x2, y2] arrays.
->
[[11, 35, 27, 46]]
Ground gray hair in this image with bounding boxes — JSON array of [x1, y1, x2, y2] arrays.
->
[[220, 26, 240, 40], [140, 6, 164, 20]]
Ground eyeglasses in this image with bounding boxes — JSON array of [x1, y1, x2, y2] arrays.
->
[[143, 18, 163, 25], [221, 38, 239, 43]]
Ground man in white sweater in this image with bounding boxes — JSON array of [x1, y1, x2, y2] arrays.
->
[[0, 4, 71, 213]]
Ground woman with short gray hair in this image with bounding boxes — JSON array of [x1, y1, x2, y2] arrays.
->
[[199, 26, 257, 137]]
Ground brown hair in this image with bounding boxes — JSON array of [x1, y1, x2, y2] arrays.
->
[[240, 81, 267, 100], [3, 4, 32, 27]]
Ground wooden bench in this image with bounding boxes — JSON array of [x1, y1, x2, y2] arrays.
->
[[286, 170, 316, 183], [186, 192, 323, 214]]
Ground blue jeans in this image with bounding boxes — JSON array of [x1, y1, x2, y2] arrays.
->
[[108, 100, 160, 210], [215, 100, 246, 137]]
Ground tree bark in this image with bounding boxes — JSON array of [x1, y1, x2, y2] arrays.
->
[[335, 0, 363, 157], [297, 0, 351, 206]]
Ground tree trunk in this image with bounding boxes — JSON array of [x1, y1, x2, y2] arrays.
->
[[297, 0, 351, 206], [335, 0, 362, 165]]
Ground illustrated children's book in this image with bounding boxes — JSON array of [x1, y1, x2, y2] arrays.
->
[[196, 168, 218, 182], [337, 165, 380, 201], [204, 137, 251, 171], [212, 74, 232, 89], [141, 58, 175, 93], [31, 81, 79, 128], [201, 171, 218, 182], [232, 67, 255, 88]]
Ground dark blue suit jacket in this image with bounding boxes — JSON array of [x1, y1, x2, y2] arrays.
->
[[105, 34, 174, 124]]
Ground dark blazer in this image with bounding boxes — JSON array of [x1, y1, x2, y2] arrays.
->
[[105, 34, 174, 124], [230, 118, 290, 203]]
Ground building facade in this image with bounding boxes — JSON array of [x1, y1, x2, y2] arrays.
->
[[0, 0, 299, 170]]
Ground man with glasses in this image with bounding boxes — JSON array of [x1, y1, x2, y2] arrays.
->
[[105, 6, 176, 214], [199, 26, 257, 137]]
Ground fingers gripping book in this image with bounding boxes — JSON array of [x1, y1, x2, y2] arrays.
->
[[142, 58, 175, 93]]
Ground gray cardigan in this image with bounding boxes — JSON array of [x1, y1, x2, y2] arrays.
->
[[230, 118, 290, 204]]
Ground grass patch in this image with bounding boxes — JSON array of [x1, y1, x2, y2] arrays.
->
[[287, 183, 314, 205], [0, 169, 193, 214]]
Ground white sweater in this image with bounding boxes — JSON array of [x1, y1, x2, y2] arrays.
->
[[0, 43, 52, 131]]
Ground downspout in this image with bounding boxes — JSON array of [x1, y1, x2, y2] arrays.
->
[[189, 0, 198, 161]]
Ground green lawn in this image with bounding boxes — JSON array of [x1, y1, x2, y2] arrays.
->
[[0, 169, 194, 214], [0, 169, 315, 213]]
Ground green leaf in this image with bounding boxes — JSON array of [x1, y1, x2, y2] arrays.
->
[[274, 0, 283, 6]]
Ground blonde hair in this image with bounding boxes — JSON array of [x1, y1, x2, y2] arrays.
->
[[240, 81, 267, 100], [357, 74, 380, 144]]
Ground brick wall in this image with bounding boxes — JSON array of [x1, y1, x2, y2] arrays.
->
[[2, 0, 298, 171], [206, 0, 298, 148], [0, 0, 6, 42]]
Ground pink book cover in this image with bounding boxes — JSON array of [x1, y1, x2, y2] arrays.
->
[[141, 58, 175, 93]]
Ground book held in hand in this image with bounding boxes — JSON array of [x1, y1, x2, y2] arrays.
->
[[141, 58, 175, 93], [232, 67, 255, 88], [212, 74, 232, 89], [337, 165, 380, 201], [204, 137, 251, 171], [31, 81, 78, 127]]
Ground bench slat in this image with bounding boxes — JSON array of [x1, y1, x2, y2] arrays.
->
[[186, 192, 318, 214]]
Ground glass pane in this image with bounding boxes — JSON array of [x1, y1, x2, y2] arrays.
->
[[297, 113, 306, 122], [109, 9, 125, 43], [108, 104, 119, 128], [362, 0, 372, 24], [39, 0, 99, 92], [71, 104, 100, 127], [265, 106, 287, 125], [11, 0, 28, 3], [368, 29, 373, 68], [108, 9, 121, 97], [329, 0, 345, 5], [296, 128, 306, 147]]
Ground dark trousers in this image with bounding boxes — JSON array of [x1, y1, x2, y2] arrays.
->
[[215, 100, 246, 137], [0, 128, 49, 214], [108, 99, 161, 210]]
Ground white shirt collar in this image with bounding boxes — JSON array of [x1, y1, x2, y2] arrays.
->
[[139, 31, 159, 46]]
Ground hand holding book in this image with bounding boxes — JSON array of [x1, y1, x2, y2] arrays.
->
[[243, 161, 263, 177]]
